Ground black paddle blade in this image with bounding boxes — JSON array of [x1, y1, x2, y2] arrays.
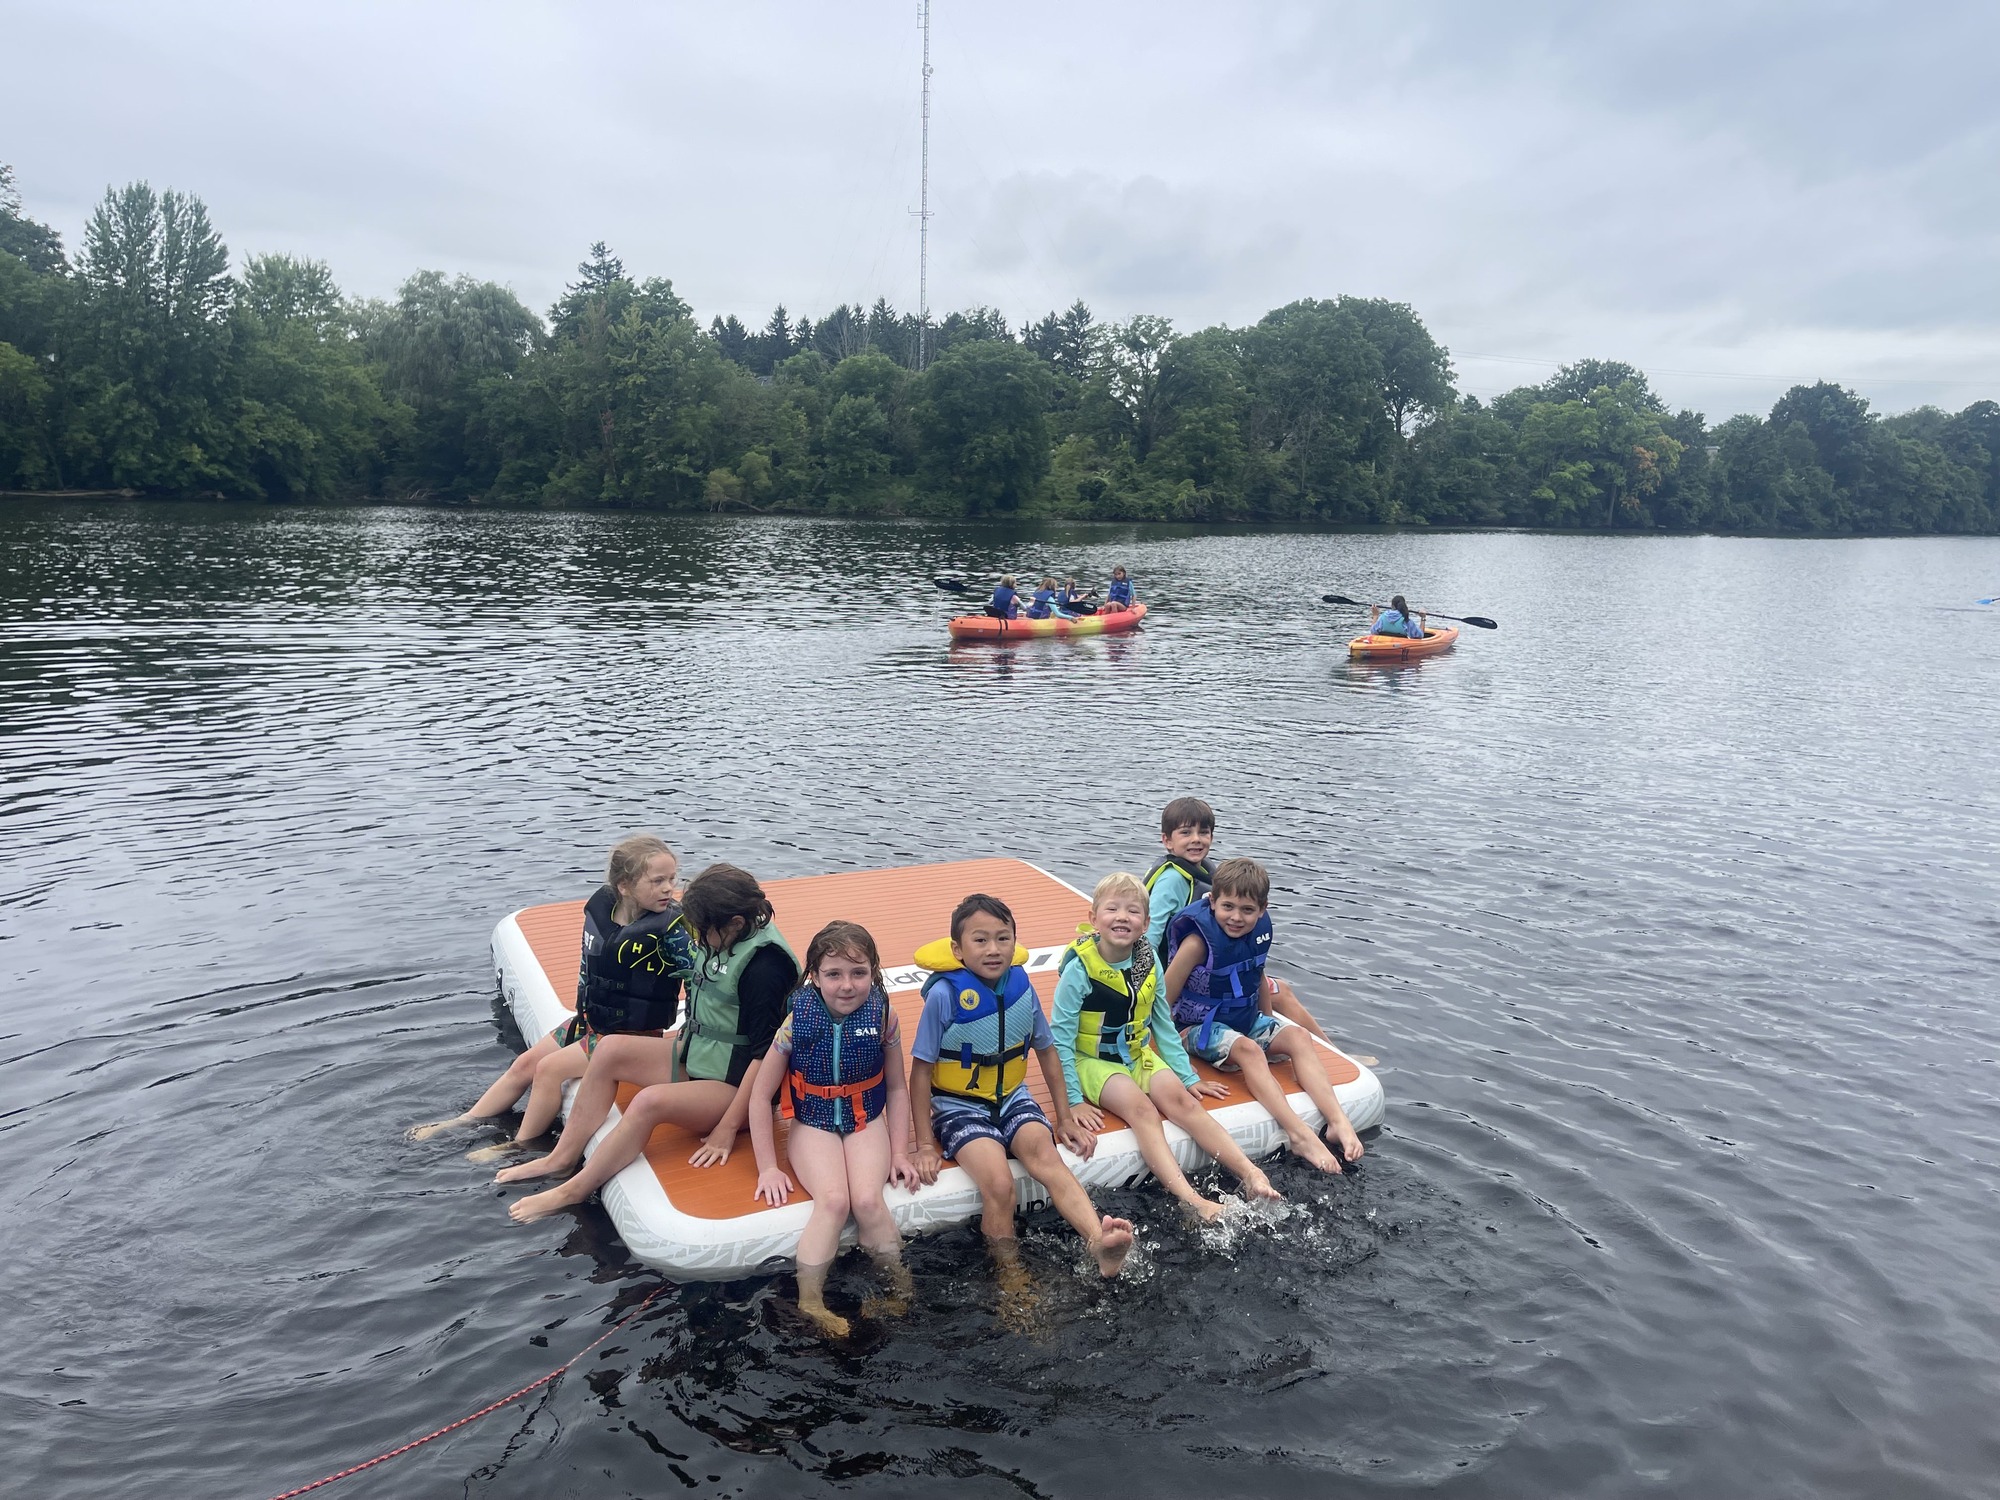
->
[[1321, 593, 1361, 606], [932, 576, 970, 593], [1460, 616, 1499, 630]]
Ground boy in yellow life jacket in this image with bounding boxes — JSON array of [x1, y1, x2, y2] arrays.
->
[[1144, 795, 1334, 1045], [908, 893, 1135, 1279], [1051, 873, 1284, 1219]]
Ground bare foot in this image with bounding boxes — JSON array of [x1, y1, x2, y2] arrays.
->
[[989, 1239, 1041, 1335], [1239, 1168, 1284, 1201], [494, 1154, 570, 1185], [1091, 1215, 1134, 1277], [463, 1141, 519, 1164], [1287, 1132, 1341, 1173], [1348, 1053, 1380, 1068], [799, 1300, 852, 1338], [507, 1184, 580, 1224], [408, 1117, 470, 1141], [861, 1254, 914, 1319], [1324, 1122, 1364, 1163]]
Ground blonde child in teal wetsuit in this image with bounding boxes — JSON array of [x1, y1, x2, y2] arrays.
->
[[1050, 873, 1282, 1219]]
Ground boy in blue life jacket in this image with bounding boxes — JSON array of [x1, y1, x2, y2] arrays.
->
[[1144, 797, 1334, 1046], [1163, 857, 1364, 1172], [909, 893, 1135, 1279]]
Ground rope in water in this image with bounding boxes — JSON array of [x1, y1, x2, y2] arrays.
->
[[260, 1284, 663, 1500]]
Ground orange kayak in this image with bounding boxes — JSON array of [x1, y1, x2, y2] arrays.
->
[[1348, 625, 1458, 660], [948, 602, 1147, 642]]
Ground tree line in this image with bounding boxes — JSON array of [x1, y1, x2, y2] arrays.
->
[[3, 168, 1996, 535]]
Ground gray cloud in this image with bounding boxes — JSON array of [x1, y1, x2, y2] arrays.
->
[[3, 0, 1994, 418]]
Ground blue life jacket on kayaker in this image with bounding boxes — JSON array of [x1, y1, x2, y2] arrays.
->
[[784, 981, 889, 1135], [1168, 896, 1272, 1049], [989, 585, 1020, 619], [1374, 608, 1423, 638], [924, 960, 1040, 1114], [1106, 575, 1134, 607], [1027, 587, 1057, 619], [576, 885, 695, 1035]]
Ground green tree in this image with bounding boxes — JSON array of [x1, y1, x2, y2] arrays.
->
[[916, 340, 1053, 513]]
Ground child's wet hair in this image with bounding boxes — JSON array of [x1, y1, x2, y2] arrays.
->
[[805, 920, 884, 990], [606, 834, 674, 891], [1160, 796, 1216, 836], [950, 892, 1016, 943], [1391, 594, 1409, 615], [681, 863, 773, 946], [1211, 857, 1270, 907], [1000, 574, 1016, 588]]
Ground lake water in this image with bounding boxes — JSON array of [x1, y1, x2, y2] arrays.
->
[[3, 501, 1996, 1499]]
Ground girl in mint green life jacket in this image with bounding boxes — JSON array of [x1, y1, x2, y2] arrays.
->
[[1369, 594, 1427, 638]]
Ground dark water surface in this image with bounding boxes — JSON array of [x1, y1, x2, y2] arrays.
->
[[3, 501, 1997, 1499]]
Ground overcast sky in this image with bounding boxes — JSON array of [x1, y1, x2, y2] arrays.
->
[[4, 1, 1995, 419]]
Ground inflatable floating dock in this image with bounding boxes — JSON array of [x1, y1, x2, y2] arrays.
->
[[492, 858, 1385, 1279]]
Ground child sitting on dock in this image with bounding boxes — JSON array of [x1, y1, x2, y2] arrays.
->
[[747, 921, 919, 1337], [499, 864, 798, 1221], [909, 894, 1134, 1278], [1145, 797, 1335, 1047], [411, 834, 690, 1149], [1051, 874, 1282, 1219], [1163, 858, 1365, 1171]]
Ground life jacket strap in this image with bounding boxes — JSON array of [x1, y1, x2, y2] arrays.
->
[[785, 1067, 886, 1127]]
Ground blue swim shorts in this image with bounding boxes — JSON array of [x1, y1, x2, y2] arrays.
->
[[1182, 1011, 1290, 1068], [931, 1089, 1051, 1159]]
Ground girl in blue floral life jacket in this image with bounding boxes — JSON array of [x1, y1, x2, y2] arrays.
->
[[747, 921, 919, 1337], [411, 833, 686, 1151]]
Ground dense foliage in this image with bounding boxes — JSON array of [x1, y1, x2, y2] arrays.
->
[[4, 170, 1995, 534]]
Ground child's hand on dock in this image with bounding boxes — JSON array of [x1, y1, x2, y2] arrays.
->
[[755, 1167, 794, 1206]]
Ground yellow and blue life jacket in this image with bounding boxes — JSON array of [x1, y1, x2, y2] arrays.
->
[[917, 939, 1039, 1114]]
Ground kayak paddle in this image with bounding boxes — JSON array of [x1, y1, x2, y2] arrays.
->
[[1321, 593, 1498, 630], [933, 576, 970, 593]]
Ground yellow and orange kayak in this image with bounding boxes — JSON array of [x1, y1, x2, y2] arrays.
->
[[491, 858, 1384, 1278], [1348, 625, 1458, 661], [947, 602, 1146, 642]]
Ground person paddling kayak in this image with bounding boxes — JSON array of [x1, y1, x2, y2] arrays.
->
[[1368, 595, 1428, 639], [987, 575, 1023, 620]]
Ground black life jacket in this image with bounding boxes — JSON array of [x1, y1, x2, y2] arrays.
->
[[575, 885, 692, 1036]]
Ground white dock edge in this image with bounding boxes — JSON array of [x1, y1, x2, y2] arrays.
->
[[491, 905, 1386, 1282]]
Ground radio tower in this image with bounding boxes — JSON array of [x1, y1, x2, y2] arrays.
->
[[915, 0, 933, 371]]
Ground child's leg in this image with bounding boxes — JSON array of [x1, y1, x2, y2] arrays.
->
[[1146, 1074, 1282, 1200], [842, 1121, 914, 1318], [507, 1079, 736, 1223], [841, 1119, 899, 1254], [1266, 1027, 1364, 1161], [1226, 1037, 1340, 1173], [514, 1041, 589, 1142], [495, 1033, 677, 1182], [952, 1136, 1021, 1243], [785, 1122, 854, 1336], [1095, 1073, 1223, 1221], [410, 1030, 560, 1137], [1008, 1122, 1134, 1277], [1267, 979, 1332, 1044]]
